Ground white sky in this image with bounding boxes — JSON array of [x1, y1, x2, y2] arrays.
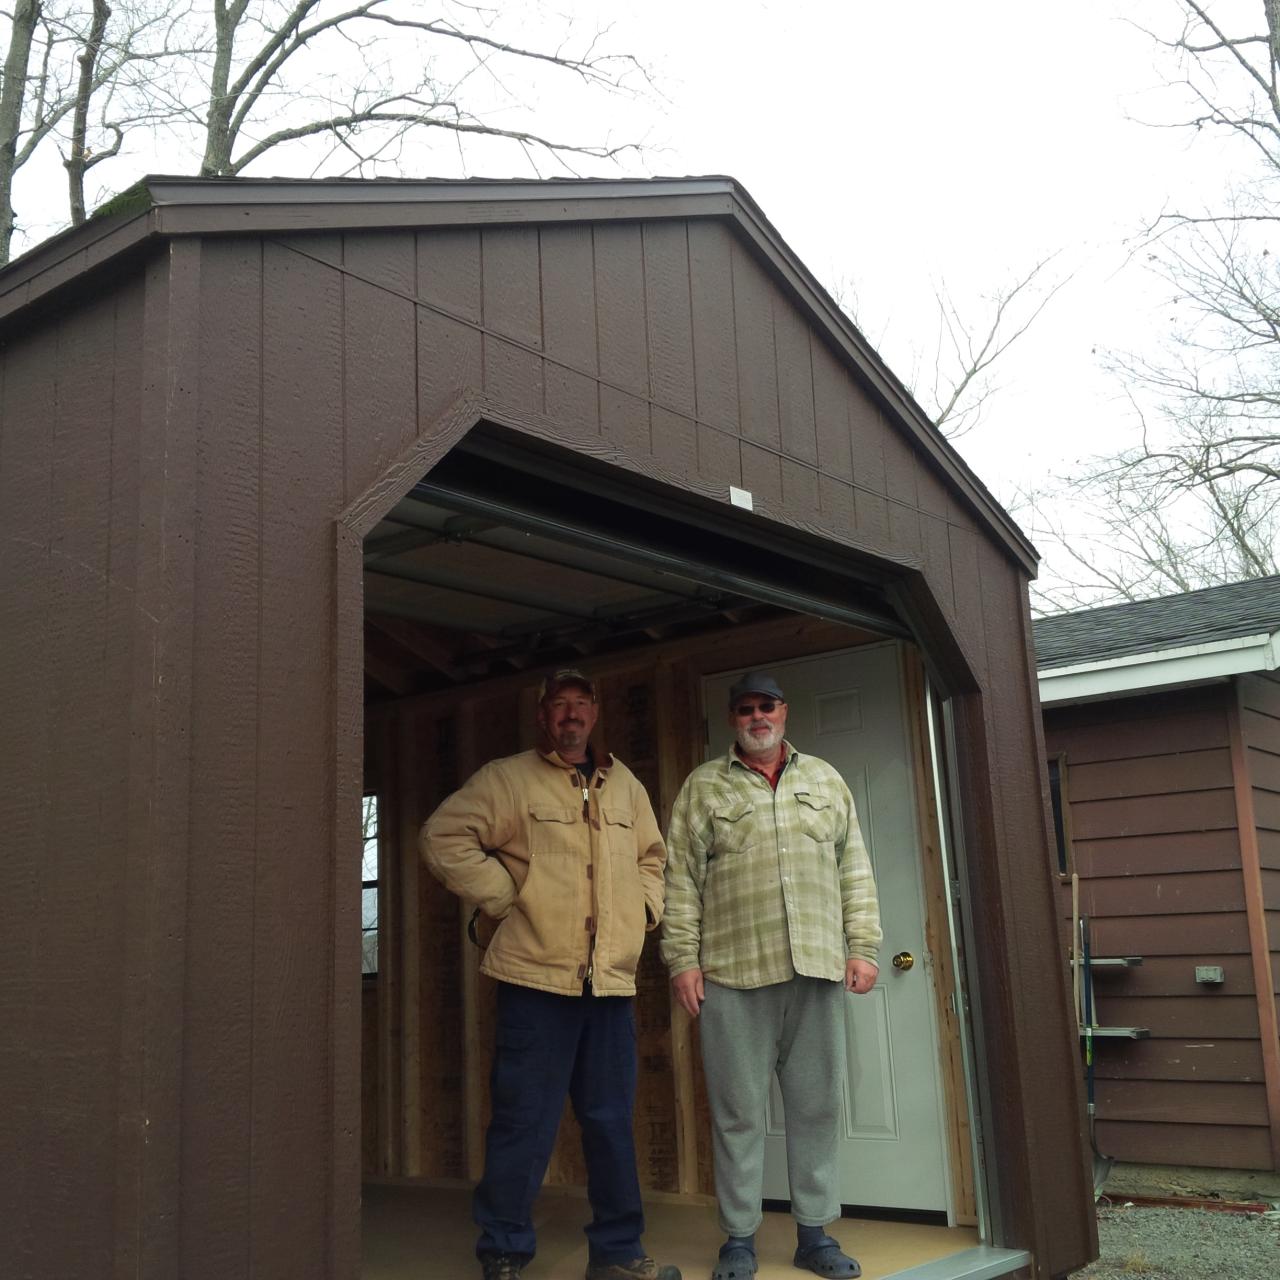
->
[[13, 0, 1258, 580], [582, 0, 1239, 499]]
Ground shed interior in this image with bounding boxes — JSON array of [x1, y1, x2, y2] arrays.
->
[[357, 432, 983, 1277]]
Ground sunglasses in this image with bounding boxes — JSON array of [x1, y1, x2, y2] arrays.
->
[[734, 700, 780, 717]]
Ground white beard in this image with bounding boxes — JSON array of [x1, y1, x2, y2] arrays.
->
[[736, 722, 782, 756]]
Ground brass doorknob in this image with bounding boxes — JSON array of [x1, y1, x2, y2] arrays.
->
[[892, 951, 914, 971]]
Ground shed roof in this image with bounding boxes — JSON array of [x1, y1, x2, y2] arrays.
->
[[1034, 575, 1280, 705], [0, 173, 1037, 576]]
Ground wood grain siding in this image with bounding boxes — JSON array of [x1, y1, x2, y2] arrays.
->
[[0, 204, 1092, 1277], [1044, 684, 1276, 1170]]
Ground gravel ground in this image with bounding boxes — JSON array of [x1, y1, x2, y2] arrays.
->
[[1071, 1204, 1280, 1279]]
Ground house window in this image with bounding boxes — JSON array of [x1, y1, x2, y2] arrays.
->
[[362, 793, 380, 976], [1047, 755, 1072, 878]]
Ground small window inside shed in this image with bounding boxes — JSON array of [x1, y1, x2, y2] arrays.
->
[[362, 793, 380, 976]]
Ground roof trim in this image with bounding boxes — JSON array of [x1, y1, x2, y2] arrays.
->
[[1037, 628, 1280, 705], [0, 174, 1036, 574]]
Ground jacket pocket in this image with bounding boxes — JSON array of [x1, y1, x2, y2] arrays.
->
[[507, 804, 582, 962], [602, 803, 645, 974], [601, 802, 635, 855]]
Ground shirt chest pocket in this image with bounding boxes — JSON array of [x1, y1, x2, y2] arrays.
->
[[794, 790, 837, 845], [710, 799, 754, 858]]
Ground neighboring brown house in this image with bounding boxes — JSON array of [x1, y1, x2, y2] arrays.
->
[[1, 175, 1094, 1280], [1036, 577, 1280, 1176]]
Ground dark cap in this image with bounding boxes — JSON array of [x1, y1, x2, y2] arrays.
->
[[727, 670, 785, 705], [538, 668, 597, 701]]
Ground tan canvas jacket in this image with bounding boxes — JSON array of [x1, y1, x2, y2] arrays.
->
[[420, 747, 667, 996]]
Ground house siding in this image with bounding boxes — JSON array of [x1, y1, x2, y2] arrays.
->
[[0, 212, 1093, 1277], [1045, 684, 1274, 1170]]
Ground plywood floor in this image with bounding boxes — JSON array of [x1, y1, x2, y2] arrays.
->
[[362, 1183, 978, 1280]]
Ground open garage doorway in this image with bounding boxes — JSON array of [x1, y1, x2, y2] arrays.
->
[[352, 430, 984, 1279]]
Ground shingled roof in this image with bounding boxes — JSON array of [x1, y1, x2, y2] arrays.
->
[[1034, 570, 1280, 671]]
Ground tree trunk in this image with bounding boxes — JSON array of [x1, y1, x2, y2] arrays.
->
[[65, 0, 112, 226], [201, 0, 241, 175], [0, 0, 42, 265]]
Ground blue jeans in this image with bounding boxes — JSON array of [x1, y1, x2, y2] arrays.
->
[[474, 981, 645, 1264]]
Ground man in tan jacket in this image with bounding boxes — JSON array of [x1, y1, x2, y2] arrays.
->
[[422, 669, 680, 1280]]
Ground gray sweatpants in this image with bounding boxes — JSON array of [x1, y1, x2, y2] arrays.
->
[[700, 975, 846, 1236]]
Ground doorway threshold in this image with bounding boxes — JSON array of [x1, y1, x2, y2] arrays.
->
[[882, 1245, 1032, 1280]]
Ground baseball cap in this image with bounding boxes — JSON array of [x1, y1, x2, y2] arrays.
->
[[538, 668, 597, 701], [727, 670, 785, 705]]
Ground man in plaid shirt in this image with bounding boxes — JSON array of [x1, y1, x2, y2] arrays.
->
[[662, 671, 881, 1280]]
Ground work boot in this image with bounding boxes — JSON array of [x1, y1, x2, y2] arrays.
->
[[480, 1253, 525, 1280], [584, 1256, 682, 1280]]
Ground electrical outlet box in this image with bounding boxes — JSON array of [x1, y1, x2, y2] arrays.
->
[[1195, 965, 1225, 985]]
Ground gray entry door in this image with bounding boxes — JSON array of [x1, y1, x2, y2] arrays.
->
[[703, 643, 950, 1213]]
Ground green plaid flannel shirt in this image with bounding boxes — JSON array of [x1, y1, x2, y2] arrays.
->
[[661, 744, 882, 989]]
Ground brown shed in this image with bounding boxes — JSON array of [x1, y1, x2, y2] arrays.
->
[[0, 176, 1093, 1280], [1036, 578, 1280, 1178]]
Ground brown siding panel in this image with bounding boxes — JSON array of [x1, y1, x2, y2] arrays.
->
[[1068, 749, 1234, 801], [1096, 995, 1258, 1039], [246, 238, 346, 1275], [594, 223, 649, 399], [1095, 1120, 1274, 1169], [540, 225, 600, 434], [1045, 689, 1231, 763], [0, 318, 58, 1267], [1264, 868, 1280, 911], [1077, 870, 1245, 917], [1072, 829, 1242, 877], [481, 227, 544, 409], [415, 229, 484, 427], [730, 244, 781, 450], [2, 297, 127, 1273], [773, 298, 818, 464], [180, 239, 264, 1271], [1096, 1079, 1271, 1126], [1244, 744, 1280, 797], [686, 221, 739, 434], [1252, 787, 1280, 833], [642, 221, 696, 418], [811, 339, 853, 482], [740, 441, 784, 511], [1069, 790, 1237, 841], [1095, 1038, 1265, 1084], [1090, 912, 1251, 956], [342, 234, 418, 508], [1082, 953, 1255, 998]]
